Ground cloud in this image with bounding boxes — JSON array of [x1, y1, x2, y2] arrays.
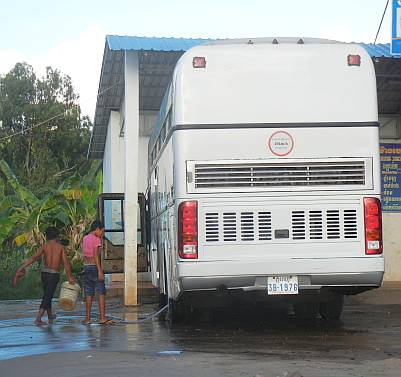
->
[[0, 26, 105, 119], [33, 26, 105, 118], [0, 50, 26, 73]]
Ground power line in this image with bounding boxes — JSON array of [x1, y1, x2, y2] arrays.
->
[[0, 112, 65, 142], [0, 80, 122, 143], [374, 0, 390, 44]]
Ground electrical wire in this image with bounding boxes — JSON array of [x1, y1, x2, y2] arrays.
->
[[374, 0, 390, 44], [0, 79, 123, 143]]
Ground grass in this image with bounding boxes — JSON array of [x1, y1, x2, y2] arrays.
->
[[0, 268, 43, 300]]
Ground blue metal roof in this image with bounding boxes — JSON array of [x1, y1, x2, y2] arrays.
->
[[106, 36, 399, 59], [358, 43, 399, 58], [106, 35, 211, 52]]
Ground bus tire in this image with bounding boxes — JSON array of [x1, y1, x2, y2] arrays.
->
[[167, 298, 180, 325], [159, 256, 168, 307], [293, 302, 319, 320], [319, 294, 344, 320], [162, 257, 180, 325]]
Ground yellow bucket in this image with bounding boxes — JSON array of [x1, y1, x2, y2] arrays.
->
[[59, 282, 80, 310]]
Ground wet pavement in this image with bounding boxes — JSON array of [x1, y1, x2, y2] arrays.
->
[[1, 286, 401, 376]]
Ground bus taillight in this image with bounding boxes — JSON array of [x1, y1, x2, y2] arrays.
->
[[364, 197, 383, 255], [193, 56, 206, 68], [347, 54, 361, 66], [178, 201, 198, 259]]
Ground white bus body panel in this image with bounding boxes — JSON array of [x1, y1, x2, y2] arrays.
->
[[174, 43, 377, 125]]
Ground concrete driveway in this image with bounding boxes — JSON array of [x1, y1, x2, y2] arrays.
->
[[1, 285, 401, 376]]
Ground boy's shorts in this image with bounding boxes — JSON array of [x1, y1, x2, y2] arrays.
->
[[84, 265, 106, 296]]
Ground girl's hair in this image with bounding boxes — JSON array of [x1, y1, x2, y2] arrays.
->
[[90, 220, 104, 231], [45, 227, 59, 240]]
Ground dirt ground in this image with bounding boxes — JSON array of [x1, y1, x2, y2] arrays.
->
[[1, 284, 401, 377]]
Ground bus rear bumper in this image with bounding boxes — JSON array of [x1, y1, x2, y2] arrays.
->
[[177, 257, 384, 292]]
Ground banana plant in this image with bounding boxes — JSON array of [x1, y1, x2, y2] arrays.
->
[[0, 159, 102, 273]]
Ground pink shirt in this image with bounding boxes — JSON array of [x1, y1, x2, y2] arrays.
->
[[82, 233, 101, 258]]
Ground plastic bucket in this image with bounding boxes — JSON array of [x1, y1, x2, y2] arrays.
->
[[59, 282, 80, 310]]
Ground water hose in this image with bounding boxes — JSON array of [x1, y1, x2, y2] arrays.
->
[[56, 304, 169, 324]]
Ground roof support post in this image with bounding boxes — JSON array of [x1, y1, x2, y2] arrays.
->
[[123, 51, 139, 306]]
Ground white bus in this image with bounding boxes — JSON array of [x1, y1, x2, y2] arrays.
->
[[148, 38, 384, 322]]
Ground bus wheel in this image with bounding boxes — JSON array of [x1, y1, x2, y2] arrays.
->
[[293, 302, 319, 320], [167, 298, 181, 325], [159, 263, 168, 307], [319, 294, 344, 320], [159, 288, 167, 307]]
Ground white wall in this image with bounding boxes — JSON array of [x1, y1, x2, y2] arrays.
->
[[103, 110, 157, 194], [103, 110, 125, 193]]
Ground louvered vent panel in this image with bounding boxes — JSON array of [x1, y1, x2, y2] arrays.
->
[[309, 210, 323, 240], [204, 208, 359, 244], [292, 211, 306, 240], [344, 210, 358, 239], [327, 210, 340, 239], [223, 212, 237, 242], [258, 211, 272, 240], [205, 212, 219, 242], [194, 161, 366, 189], [241, 212, 255, 241]]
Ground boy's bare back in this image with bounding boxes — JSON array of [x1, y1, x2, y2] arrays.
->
[[42, 240, 67, 272]]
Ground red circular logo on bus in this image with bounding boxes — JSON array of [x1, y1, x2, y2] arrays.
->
[[268, 131, 294, 156]]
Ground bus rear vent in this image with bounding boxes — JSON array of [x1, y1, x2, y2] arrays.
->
[[203, 208, 358, 244], [187, 159, 371, 193], [290, 209, 358, 240]]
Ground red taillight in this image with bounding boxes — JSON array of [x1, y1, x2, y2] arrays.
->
[[347, 54, 361, 66], [178, 201, 198, 259], [193, 56, 206, 68], [364, 197, 383, 255]]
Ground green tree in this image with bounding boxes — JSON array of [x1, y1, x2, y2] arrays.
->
[[0, 62, 91, 193]]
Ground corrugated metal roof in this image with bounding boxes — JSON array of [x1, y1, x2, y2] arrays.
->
[[359, 43, 400, 58], [106, 37, 399, 58], [107, 35, 211, 52]]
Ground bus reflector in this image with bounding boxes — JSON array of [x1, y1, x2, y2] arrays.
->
[[178, 201, 198, 259], [363, 197, 383, 255], [193, 56, 206, 68], [347, 54, 361, 66]]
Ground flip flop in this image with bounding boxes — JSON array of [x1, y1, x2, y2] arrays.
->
[[98, 319, 116, 325], [34, 320, 47, 326], [81, 320, 91, 325]]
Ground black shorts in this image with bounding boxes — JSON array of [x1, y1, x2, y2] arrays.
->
[[40, 272, 60, 310]]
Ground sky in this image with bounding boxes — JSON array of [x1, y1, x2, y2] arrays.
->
[[0, 0, 393, 119]]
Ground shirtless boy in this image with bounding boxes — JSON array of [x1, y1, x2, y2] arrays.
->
[[13, 227, 75, 325]]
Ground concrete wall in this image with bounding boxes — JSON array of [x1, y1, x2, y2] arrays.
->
[[382, 214, 401, 280], [103, 110, 125, 193], [103, 110, 157, 194], [379, 115, 401, 281]]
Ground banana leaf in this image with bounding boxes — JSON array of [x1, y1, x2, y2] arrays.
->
[[0, 160, 39, 207]]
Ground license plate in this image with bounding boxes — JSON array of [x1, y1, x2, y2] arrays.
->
[[267, 275, 299, 295]]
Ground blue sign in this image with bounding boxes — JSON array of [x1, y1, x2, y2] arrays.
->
[[380, 143, 401, 212], [392, 0, 401, 55]]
